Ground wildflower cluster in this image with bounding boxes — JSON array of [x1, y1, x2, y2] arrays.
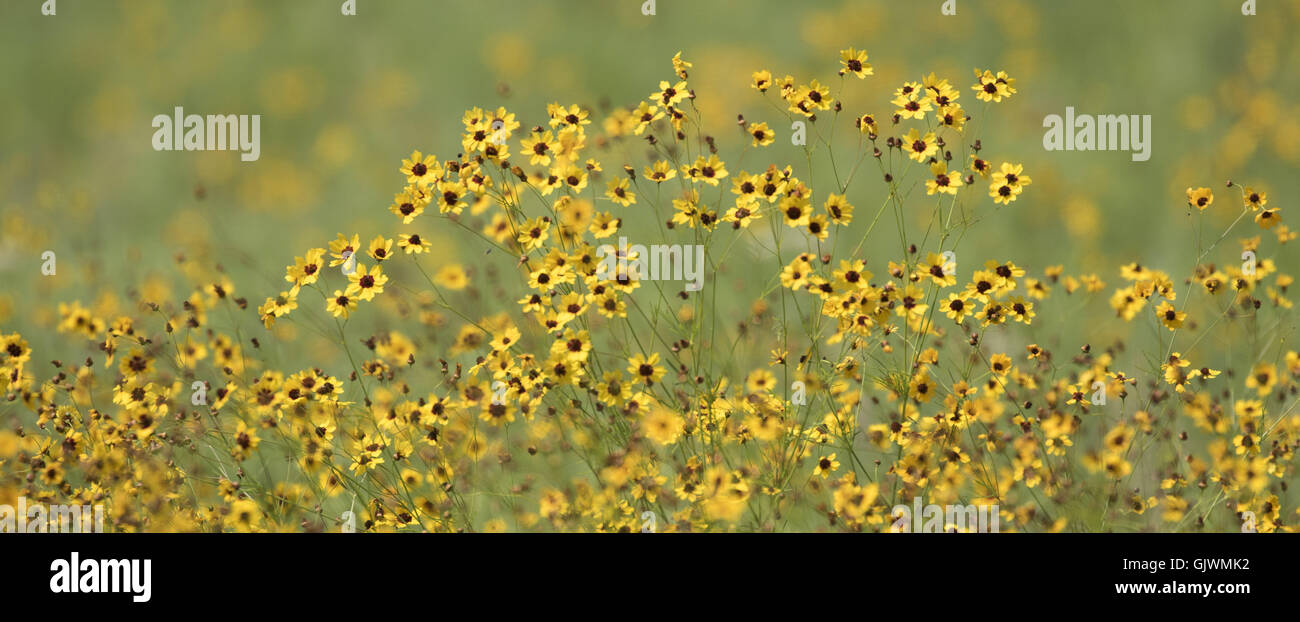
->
[[2, 49, 1296, 533]]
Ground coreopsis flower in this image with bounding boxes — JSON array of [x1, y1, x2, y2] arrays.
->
[[1044, 434, 1074, 457], [349, 437, 386, 474], [460, 161, 491, 194], [1100, 453, 1133, 479], [1163, 353, 1193, 392], [231, 420, 261, 461], [800, 79, 834, 112], [855, 113, 878, 136], [671, 189, 702, 227], [971, 69, 1016, 102], [627, 352, 666, 386], [589, 211, 619, 238], [1233, 431, 1260, 456], [989, 178, 1018, 204], [1245, 363, 1277, 396], [397, 233, 431, 254], [554, 125, 587, 161], [557, 164, 588, 192], [1255, 207, 1281, 229], [112, 376, 156, 410], [942, 292, 973, 323], [761, 167, 792, 201], [327, 233, 361, 269], [389, 187, 428, 224], [909, 368, 936, 403], [991, 162, 1030, 200], [325, 290, 356, 318], [435, 179, 468, 214], [461, 120, 493, 153], [644, 160, 676, 182], [488, 326, 521, 352], [831, 260, 872, 292], [1, 333, 32, 370], [723, 202, 761, 229], [1155, 300, 1186, 329], [481, 399, 516, 426], [775, 74, 796, 99], [936, 103, 967, 131], [368, 235, 393, 262], [593, 290, 626, 318], [961, 271, 992, 303], [258, 288, 298, 327], [988, 353, 1011, 375], [892, 92, 932, 120], [605, 178, 636, 206], [346, 264, 388, 301], [594, 371, 628, 406], [751, 70, 772, 92], [400, 150, 440, 186], [547, 103, 589, 130], [203, 277, 234, 304], [682, 154, 728, 185], [528, 264, 567, 291], [286, 248, 326, 287], [483, 106, 519, 143], [222, 499, 262, 532], [651, 80, 688, 107], [825, 193, 854, 225], [839, 47, 873, 78], [631, 101, 663, 135], [555, 196, 593, 235], [1190, 364, 1221, 384], [813, 454, 840, 478], [1102, 425, 1134, 456], [551, 329, 592, 364], [917, 253, 957, 286], [1235, 399, 1265, 424], [807, 214, 829, 240], [671, 51, 692, 79], [903, 129, 938, 162], [1109, 285, 1147, 320], [977, 300, 1007, 326], [1024, 277, 1050, 299], [731, 174, 761, 204], [779, 194, 811, 227], [520, 130, 556, 166], [747, 121, 775, 147], [1186, 186, 1214, 210], [1007, 296, 1035, 324], [925, 161, 964, 195], [1242, 187, 1267, 210], [517, 217, 551, 251], [922, 73, 960, 106]]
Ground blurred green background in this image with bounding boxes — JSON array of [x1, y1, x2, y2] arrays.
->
[[1, 0, 1297, 361]]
